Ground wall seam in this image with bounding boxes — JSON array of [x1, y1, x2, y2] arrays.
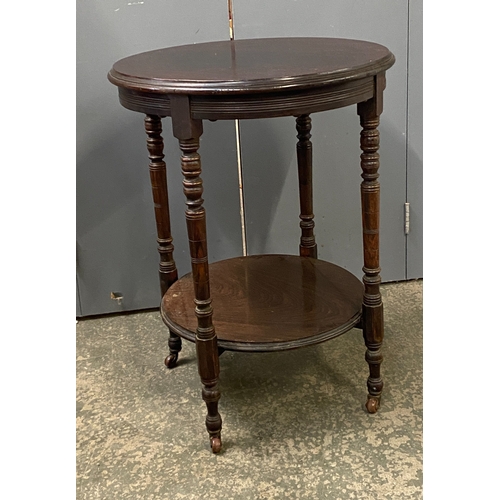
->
[[404, 0, 411, 280]]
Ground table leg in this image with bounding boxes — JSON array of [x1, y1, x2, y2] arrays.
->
[[296, 115, 317, 258], [171, 96, 222, 453], [144, 115, 181, 368], [357, 93, 384, 414]]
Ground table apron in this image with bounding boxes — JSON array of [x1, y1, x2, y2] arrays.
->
[[118, 76, 375, 120]]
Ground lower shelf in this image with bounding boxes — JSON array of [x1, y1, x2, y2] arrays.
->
[[161, 254, 363, 352]]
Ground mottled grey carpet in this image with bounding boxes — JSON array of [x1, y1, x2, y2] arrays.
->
[[76, 280, 422, 499]]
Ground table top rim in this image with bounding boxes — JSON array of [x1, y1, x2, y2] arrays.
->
[[108, 37, 395, 95]]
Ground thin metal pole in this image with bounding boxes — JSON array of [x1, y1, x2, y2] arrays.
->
[[227, 0, 247, 256], [228, 0, 234, 39]]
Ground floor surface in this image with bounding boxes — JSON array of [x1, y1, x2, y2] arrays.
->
[[76, 280, 422, 499]]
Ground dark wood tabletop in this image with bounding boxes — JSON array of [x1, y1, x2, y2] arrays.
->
[[108, 38, 395, 120], [108, 37, 395, 94]]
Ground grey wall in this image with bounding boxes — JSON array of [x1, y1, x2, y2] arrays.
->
[[76, 0, 422, 317]]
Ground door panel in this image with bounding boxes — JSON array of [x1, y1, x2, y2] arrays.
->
[[406, 0, 423, 279], [235, 1, 408, 282], [76, 0, 242, 316]]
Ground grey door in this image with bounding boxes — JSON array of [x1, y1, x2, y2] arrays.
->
[[76, 1, 242, 316], [76, 0, 422, 316], [235, 1, 409, 283], [406, 0, 423, 279]]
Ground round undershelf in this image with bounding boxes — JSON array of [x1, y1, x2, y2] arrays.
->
[[161, 255, 363, 352]]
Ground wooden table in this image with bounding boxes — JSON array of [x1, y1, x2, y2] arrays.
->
[[108, 37, 395, 453]]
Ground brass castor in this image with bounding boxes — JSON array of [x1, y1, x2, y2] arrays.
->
[[366, 396, 380, 414], [210, 436, 222, 454], [164, 353, 178, 369]]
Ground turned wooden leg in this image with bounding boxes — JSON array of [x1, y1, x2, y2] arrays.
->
[[144, 115, 181, 368], [171, 95, 222, 453], [357, 76, 385, 414], [296, 114, 317, 258]]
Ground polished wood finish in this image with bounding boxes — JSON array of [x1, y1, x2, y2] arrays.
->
[[144, 115, 177, 292], [170, 95, 222, 452], [109, 37, 395, 452], [109, 38, 395, 121], [357, 77, 385, 413], [143, 115, 181, 368], [109, 38, 394, 94], [163, 255, 363, 351], [116, 78, 375, 121], [296, 115, 317, 258]]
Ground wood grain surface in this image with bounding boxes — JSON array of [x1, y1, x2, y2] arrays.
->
[[162, 255, 363, 352], [109, 38, 395, 95]]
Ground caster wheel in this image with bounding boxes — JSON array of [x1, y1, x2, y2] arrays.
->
[[366, 397, 380, 414], [164, 353, 178, 369], [210, 436, 222, 454]]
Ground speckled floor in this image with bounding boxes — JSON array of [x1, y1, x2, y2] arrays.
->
[[76, 280, 422, 499]]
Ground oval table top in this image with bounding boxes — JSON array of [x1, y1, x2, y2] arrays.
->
[[108, 37, 395, 95]]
